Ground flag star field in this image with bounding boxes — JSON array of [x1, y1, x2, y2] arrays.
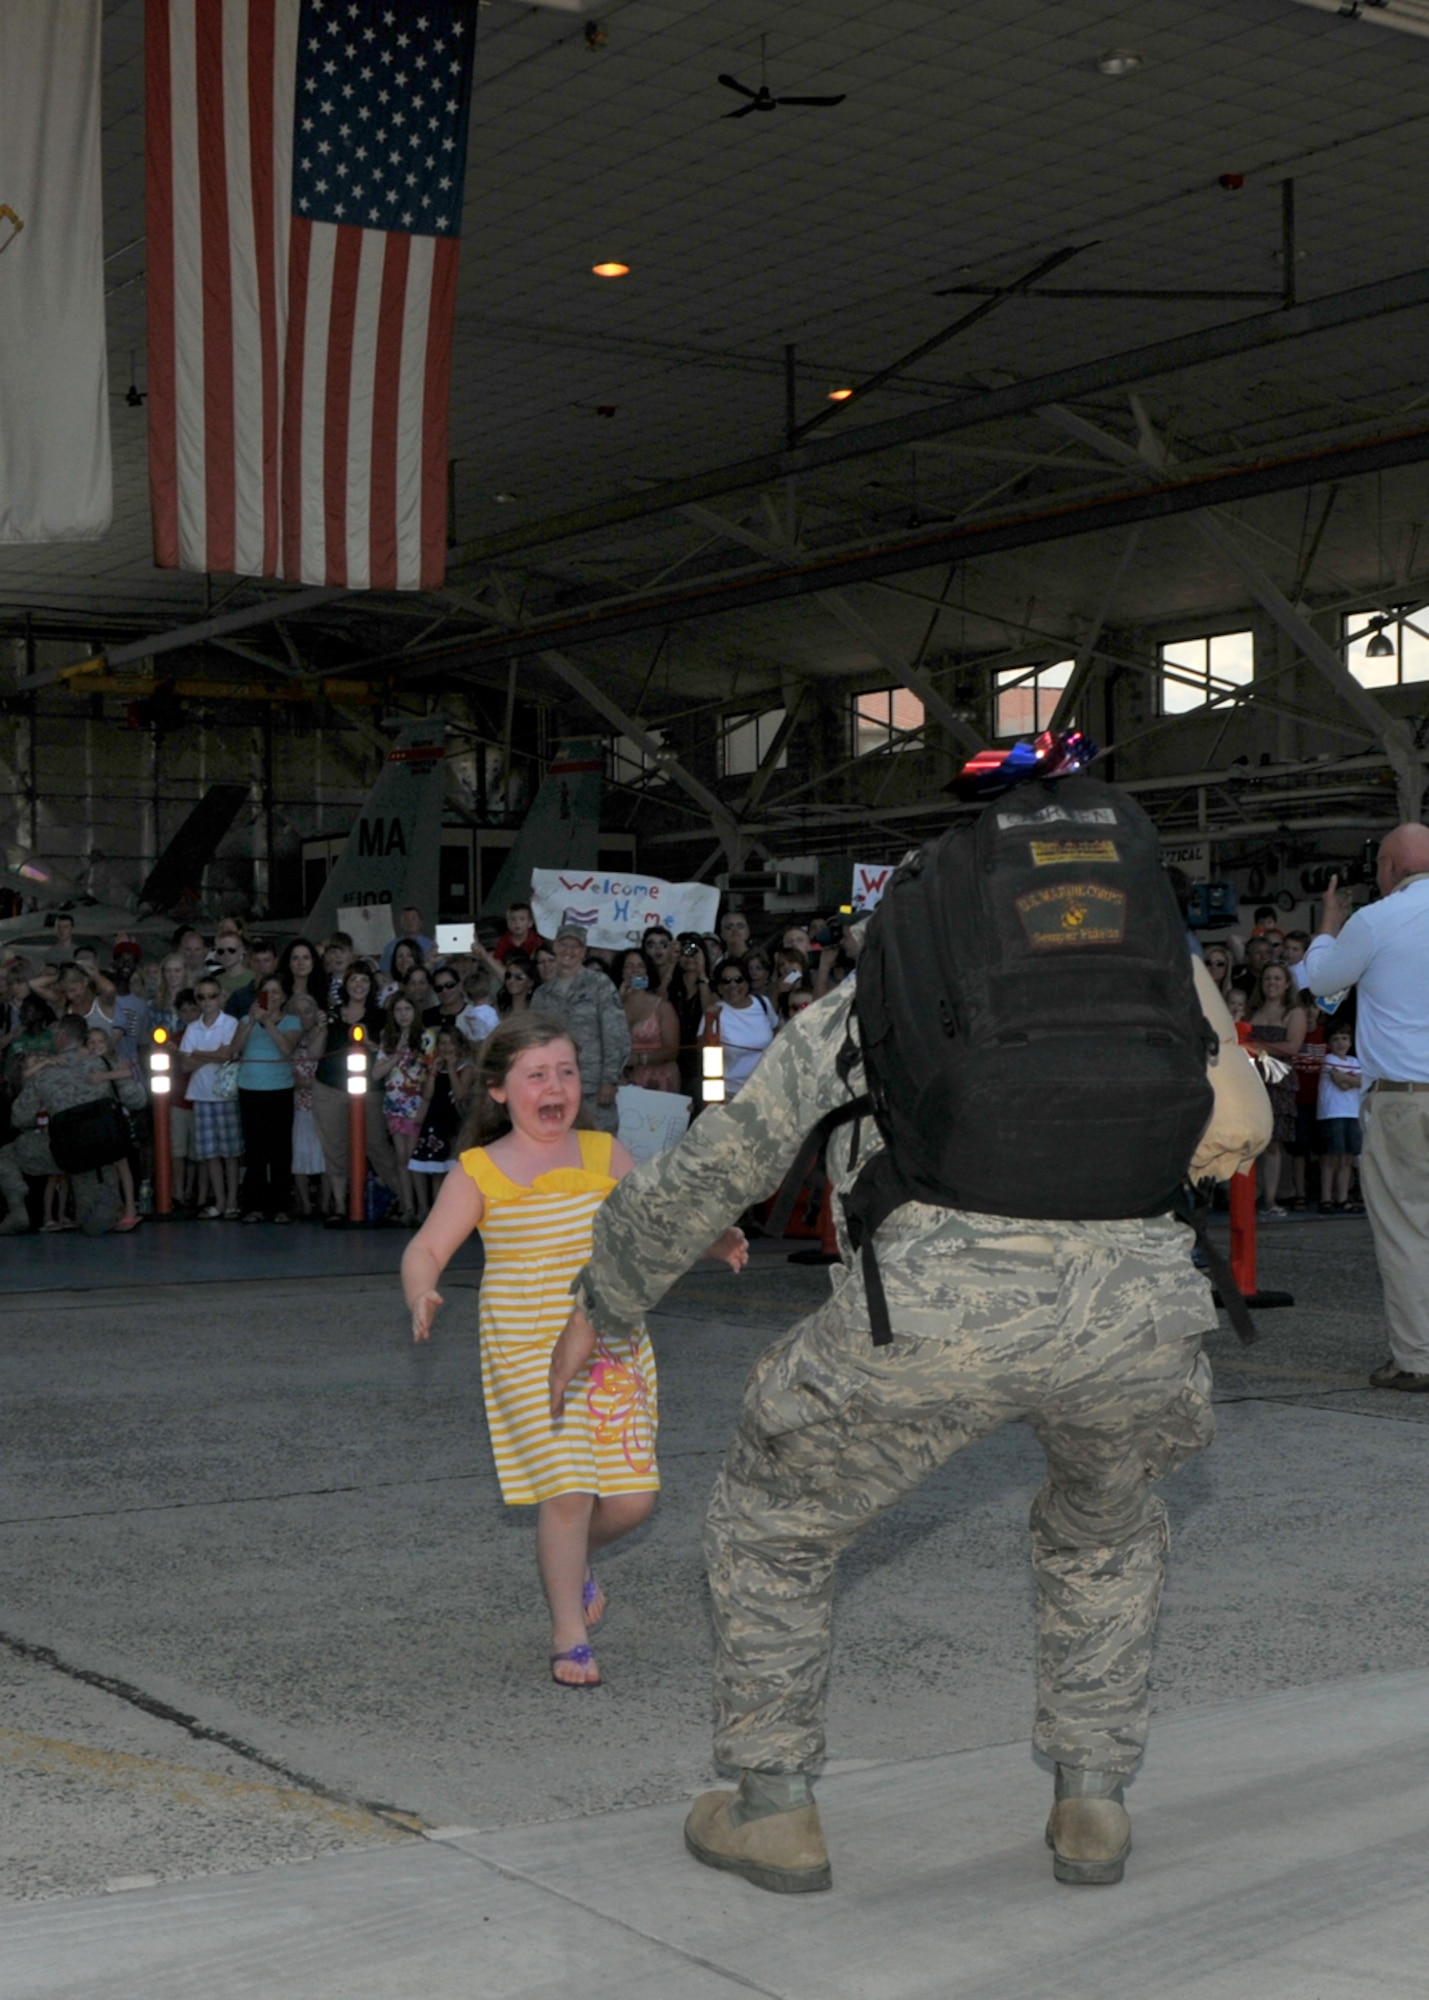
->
[[293, 0, 474, 237]]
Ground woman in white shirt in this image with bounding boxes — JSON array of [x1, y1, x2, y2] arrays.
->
[[713, 957, 776, 1098]]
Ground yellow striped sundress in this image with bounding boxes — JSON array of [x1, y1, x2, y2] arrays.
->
[[462, 1129, 659, 1506]]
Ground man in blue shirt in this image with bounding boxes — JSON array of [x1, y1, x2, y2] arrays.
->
[[1302, 824, 1429, 1391]]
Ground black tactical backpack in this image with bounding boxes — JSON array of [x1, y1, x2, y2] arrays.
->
[[834, 774, 1220, 1341]]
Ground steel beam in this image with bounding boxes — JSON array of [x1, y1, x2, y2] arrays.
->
[[13, 584, 347, 693], [405, 419, 1429, 671], [1040, 402, 1425, 821], [445, 266, 1429, 571], [679, 502, 983, 753]]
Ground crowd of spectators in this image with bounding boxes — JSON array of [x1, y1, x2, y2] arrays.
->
[[0, 894, 858, 1240], [1202, 905, 1365, 1218]]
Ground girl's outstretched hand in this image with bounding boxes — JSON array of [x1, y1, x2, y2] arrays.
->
[[549, 1303, 598, 1418], [703, 1226, 748, 1272], [410, 1289, 445, 1344]]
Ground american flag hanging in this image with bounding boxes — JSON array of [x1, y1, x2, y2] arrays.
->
[[146, 0, 476, 590]]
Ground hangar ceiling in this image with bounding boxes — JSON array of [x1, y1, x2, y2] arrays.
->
[[2, 0, 1428, 877]]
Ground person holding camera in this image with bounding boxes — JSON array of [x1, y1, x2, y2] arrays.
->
[[1302, 825, 1429, 1391], [669, 933, 714, 1100]]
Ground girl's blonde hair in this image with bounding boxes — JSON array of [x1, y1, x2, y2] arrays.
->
[[455, 1017, 586, 1151]]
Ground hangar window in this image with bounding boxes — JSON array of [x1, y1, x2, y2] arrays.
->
[[606, 730, 668, 786], [853, 687, 925, 756], [719, 707, 787, 778], [994, 659, 1073, 739], [1159, 630, 1254, 714], [1344, 606, 1429, 688]]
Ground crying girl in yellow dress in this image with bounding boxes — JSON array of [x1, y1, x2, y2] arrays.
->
[[402, 1016, 745, 1687]]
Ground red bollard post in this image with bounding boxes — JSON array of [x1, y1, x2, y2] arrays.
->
[[347, 1028, 368, 1224], [149, 1030, 174, 1217]]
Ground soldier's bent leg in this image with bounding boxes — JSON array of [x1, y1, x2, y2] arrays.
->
[[0, 1143, 31, 1231], [72, 1167, 121, 1237], [1028, 1337, 1215, 1780], [703, 1301, 1015, 1777], [0, 1132, 56, 1232]]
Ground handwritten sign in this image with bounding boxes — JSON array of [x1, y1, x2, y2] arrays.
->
[[531, 869, 719, 952]]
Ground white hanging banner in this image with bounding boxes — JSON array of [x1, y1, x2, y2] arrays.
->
[[0, 0, 111, 543], [531, 869, 719, 952], [850, 862, 895, 911]]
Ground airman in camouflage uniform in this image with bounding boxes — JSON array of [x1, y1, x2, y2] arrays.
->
[[564, 970, 1266, 1894], [530, 924, 631, 1134], [0, 1017, 146, 1237]]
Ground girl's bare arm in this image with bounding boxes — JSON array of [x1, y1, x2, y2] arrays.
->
[[401, 1166, 484, 1342]]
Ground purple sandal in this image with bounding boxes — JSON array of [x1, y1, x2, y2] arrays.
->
[[582, 1569, 606, 1634], [550, 1643, 601, 1688]]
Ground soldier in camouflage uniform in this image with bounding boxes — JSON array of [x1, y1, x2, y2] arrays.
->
[[530, 923, 632, 1135], [0, 1015, 147, 1237], [553, 964, 1267, 1895]]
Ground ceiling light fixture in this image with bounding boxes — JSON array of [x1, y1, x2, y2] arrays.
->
[[592, 261, 630, 278], [492, 493, 518, 505], [1365, 617, 1396, 658], [1097, 48, 1143, 75], [828, 387, 855, 401]]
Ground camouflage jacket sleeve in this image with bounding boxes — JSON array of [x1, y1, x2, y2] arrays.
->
[[594, 974, 632, 1086], [9, 1076, 41, 1131], [574, 983, 857, 1337]]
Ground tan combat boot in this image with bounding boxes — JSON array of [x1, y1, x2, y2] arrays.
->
[[684, 1789, 832, 1894], [1045, 1767, 1131, 1886]]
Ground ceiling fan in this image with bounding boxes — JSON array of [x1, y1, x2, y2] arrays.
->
[[718, 36, 845, 118]]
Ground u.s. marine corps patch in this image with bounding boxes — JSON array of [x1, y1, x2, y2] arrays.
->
[[1015, 880, 1126, 947]]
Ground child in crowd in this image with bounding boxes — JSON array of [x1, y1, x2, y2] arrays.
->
[[1317, 1023, 1364, 1214], [402, 1020, 746, 1688], [169, 988, 199, 1210], [373, 994, 431, 1224], [1288, 1002, 1327, 1211], [287, 992, 327, 1219], [85, 1024, 141, 1232], [180, 976, 242, 1218], [407, 1026, 473, 1211]]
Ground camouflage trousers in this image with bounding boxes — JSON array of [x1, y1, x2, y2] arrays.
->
[[704, 1223, 1216, 1779]]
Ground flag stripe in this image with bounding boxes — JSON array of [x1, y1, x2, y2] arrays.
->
[[345, 232, 386, 590], [167, 7, 208, 572], [245, 0, 280, 576], [280, 211, 311, 582], [394, 234, 434, 591], [145, 1, 179, 569], [321, 224, 362, 587], [369, 232, 409, 591], [299, 221, 335, 585], [224, 0, 265, 576], [421, 234, 460, 590], [197, 0, 236, 572]]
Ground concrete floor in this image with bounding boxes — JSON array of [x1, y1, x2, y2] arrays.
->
[[0, 1213, 1425, 1995]]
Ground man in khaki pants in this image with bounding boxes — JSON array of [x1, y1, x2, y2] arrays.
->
[[1302, 825, 1429, 1391]]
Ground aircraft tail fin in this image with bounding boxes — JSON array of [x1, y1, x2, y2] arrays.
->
[[306, 716, 449, 940], [481, 739, 604, 919]]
